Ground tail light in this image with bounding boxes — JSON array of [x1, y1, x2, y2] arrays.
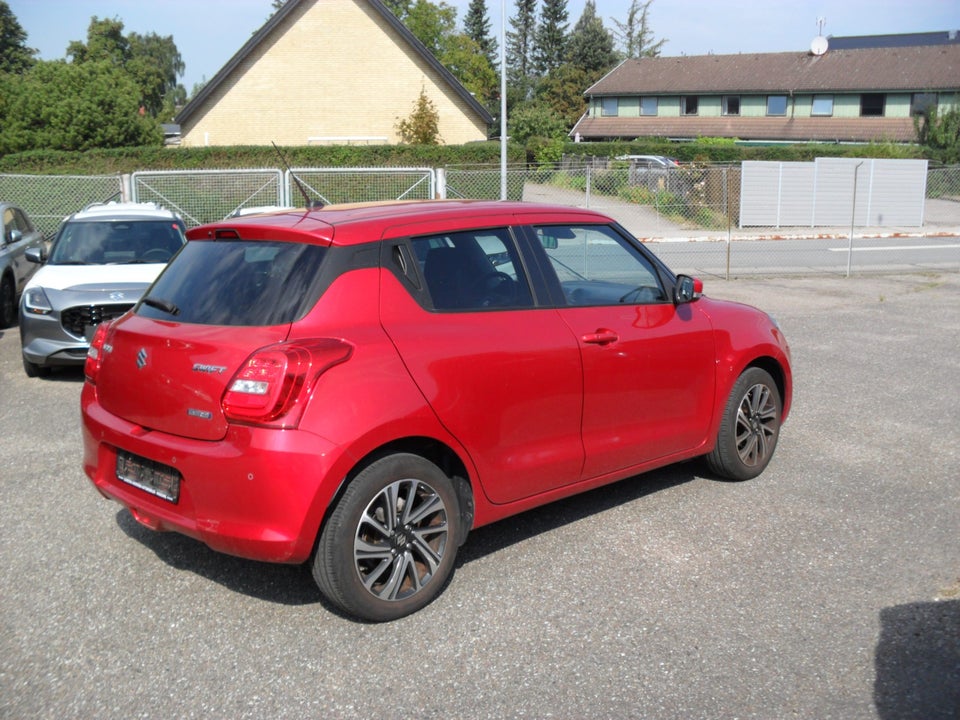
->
[[222, 339, 353, 428], [84, 322, 112, 384]]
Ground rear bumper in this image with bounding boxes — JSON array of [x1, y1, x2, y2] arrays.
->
[[81, 383, 347, 564]]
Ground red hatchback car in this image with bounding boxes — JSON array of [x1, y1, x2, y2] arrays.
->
[[81, 200, 791, 621]]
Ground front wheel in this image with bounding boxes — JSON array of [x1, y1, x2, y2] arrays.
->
[[0, 276, 14, 328], [706, 367, 782, 481], [313, 453, 461, 622]]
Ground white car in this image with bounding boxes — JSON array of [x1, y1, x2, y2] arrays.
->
[[19, 202, 186, 377]]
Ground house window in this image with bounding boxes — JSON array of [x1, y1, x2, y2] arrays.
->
[[811, 95, 834, 116], [640, 97, 658, 116], [911, 93, 937, 116], [601, 97, 619, 116], [766, 95, 788, 116], [860, 93, 885, 117], [722, 96, 740, 116], [681, 96, 698, 115]]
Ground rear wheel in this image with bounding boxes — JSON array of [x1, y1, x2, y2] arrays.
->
[[706, 367, 782, 481], [0, 276, 14, 328], [313, 453, 461, 622]]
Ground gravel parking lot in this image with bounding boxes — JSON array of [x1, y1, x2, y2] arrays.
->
[[2, 272, 958, 719]]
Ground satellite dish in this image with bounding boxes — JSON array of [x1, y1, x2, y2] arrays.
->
[[810, 35, 829, 55]]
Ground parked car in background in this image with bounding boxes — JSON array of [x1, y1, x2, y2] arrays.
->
[[1, 202, 45, 328], [20, 202, 186, 377], [80, 200, 792, 621], [614, 155, 681, 168]]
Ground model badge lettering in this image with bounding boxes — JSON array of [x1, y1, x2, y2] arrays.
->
[[187, 408, 213, 420], [192, 363, 227, 374]]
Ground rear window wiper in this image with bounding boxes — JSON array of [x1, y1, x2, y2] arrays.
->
[[141, 296, 180, 316]]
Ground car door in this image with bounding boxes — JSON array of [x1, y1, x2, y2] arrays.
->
[[3, 206, 42, 291], [532, 223, 717, 480], [379, 227, 586, 505]]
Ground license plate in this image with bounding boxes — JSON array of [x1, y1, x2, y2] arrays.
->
[[116, 450, 181, 503]]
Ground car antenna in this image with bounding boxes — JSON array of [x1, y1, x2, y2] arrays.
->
[[272, 141, 324, 209]]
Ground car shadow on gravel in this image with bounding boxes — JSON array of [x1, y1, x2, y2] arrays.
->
[[115, 509, 324, 606], [874, 598, 960, 719], [114, 461, 700, 613], [457, 462, 698, 565]]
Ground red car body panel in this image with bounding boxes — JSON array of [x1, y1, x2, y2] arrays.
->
[[81, 200, 792, 565]]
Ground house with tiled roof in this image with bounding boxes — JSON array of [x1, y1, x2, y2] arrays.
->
[[175, 0, 492, 147], [571, 39, 960, 144]]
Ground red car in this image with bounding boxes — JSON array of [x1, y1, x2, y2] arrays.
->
[[81, 201, 791, 621]]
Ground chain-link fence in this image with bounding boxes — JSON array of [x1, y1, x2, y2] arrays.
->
[[0, 174, 123, 238], [3, 162, 957, 276]]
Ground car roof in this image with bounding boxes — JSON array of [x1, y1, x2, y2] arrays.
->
[[186, 200, 616, 247], [67, 202, 181, 222]]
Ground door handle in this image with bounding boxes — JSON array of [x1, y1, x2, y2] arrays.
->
[[582, 329, 619, 346]]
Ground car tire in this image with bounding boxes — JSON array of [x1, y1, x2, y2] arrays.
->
[[313, 453, 461, 622], [706, 367, 782, 481], [22, 355, 50, 378], [0, 275, 14, 328]]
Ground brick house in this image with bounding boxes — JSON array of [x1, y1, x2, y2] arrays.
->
[[571, 39, 960, 144], [175, 0, 492, 147]]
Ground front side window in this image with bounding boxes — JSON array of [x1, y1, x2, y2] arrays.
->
[[722, 95, 740, 116], [601, 97, 619, 116], [413, 229, 533, 311], [766, 95, 788, 116], [535, 225, 667, 306], [640, 96, 658, 116], [681, 96, 699, 115], [811, 95, 834, 116], [860, 93, 885, 117]]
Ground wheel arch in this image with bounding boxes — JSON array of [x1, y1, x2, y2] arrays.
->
[[315, 435, 475, 556], [745, 355, 791, 421]]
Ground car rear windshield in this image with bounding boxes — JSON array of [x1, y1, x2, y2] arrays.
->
[[137, 240, 327, 326]]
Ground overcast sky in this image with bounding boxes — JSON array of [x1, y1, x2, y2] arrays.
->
[[8, 0, 960, 92]]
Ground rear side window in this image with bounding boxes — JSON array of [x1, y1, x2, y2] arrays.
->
[[412, 228, 533, 311], [138, 240, 326, 326]]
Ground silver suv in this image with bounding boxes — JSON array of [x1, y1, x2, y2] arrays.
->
[[19, 202, 186, 377], [1, 202, 45, 328]]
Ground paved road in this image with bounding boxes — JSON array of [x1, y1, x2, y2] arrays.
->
[[1, 273, 958, 719]]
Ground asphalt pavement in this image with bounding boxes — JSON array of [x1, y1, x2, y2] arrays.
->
[[1, 272, 958, 719]]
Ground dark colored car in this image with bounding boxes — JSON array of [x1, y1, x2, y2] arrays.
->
[[1, 202, 45, 328], [81, 201, 792, 621]]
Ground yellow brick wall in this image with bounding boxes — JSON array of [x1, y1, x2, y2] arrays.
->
[[180, 0, 489, 147]]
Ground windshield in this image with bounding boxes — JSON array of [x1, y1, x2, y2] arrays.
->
[[49, 220, 186, 265], [137, 240, 327, 326]]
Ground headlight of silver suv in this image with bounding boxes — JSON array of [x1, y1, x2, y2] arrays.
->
[[23, 287, 53, 316]]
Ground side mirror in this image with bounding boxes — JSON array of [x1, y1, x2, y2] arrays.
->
[[25, 246, 46, 264], [673, 274, 703, 304]]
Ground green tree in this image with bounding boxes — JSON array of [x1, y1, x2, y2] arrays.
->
[[506, 0, 537, 96], [0, 0, 35, 74], [0, 59, 162, 153], [508, 102, 568, 145], [382, 0, 413, 20], [396, 88, 442, 144], [535, 63, 591, 128], [442, 34, 498, 106], [612, 0, 665, 58], [404, 0, 457, 57], [532, 0, 569, 77], [915, 105, 960, 164], [464, 0, 497, 66], [67, 17, 186, 120], [567, 0, 617, 75]]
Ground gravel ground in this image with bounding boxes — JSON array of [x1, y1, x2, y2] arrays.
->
[[1, 272, 958, 719]]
